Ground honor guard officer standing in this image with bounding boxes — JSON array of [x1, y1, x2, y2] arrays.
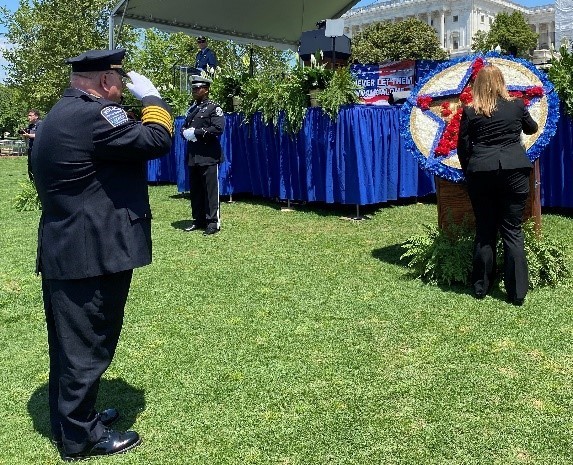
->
[[182, 75, 225, 235], [31, 49, 173, 460]]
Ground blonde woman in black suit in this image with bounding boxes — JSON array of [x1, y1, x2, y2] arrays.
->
[[457, 65, 538, 305]]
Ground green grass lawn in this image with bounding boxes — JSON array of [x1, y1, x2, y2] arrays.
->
[[1, 156, 573, 464]]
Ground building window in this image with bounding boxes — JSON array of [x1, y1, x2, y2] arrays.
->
[[481, 15, 485, 23], [489, 18, 493, 25], [452, 32, 460, 50], [430, 19, 434, 26], [453, 16, 458, 22]]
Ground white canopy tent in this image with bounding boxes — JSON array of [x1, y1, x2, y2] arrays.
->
[[108, 0, 361, 50]]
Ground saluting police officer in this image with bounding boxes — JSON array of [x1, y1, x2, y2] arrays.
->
[[182, 75, 225, 235], [31, 49, 173, 461]]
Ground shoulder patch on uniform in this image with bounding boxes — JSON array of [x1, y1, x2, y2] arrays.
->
[[215, 106, 224, 117], [100, 106, 129, 127]]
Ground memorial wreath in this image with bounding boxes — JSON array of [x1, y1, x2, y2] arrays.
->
[[401, 52, 560, 183]]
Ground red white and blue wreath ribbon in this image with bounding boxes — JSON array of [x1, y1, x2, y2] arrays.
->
[[401, 52, 560, 183]]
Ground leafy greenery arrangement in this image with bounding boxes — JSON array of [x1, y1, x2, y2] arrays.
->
[[316, 67, 361, 120], [161, 88, 192, 117], [400, 221, 474, 285], [548, 44, 573, 118], [13, 180, 41, 212], [210, 69, 250, 113], [237, 63, 360, 133], [240, 69, 309, 134], [400, 220, 570, 288], [524, 221, 571, 287], [299, 53, 333, 93]]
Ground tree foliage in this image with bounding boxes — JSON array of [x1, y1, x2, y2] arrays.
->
[[0, 84, 27, 136], [548, 45, 573, 117], [0, 0, 137, 112], [351, 19, 448, 63], [0, 0, 293, 119], [471, 11, 538, 57], [128, 28, 294, 116]]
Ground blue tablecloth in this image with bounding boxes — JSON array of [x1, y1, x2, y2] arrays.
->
[[148, 105, 573, 208]]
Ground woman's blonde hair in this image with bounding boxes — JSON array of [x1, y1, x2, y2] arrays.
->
[[471, 65, 512, 117]]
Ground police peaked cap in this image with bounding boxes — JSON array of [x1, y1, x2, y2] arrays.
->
[[66, 49, 128, 77], [190, 75, 213, 88]]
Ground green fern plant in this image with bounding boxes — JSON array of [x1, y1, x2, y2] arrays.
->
[[316, 67, 361, 120], [400, 219, 570, 289], [523, 220, 570, 288], [400, 222, 473, 285], [13, 179, 41, 211], [241, 70, 308, 134]]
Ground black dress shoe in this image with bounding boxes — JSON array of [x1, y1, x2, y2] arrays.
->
[[98, 408, 120, 427], [52, 408, 120, 447], [184, 223, 204, 232], [508, 297, 525, 306], [63, 429, 141, 461], [203, 225, 220, 235]]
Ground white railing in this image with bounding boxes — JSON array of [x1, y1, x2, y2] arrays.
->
[[0, 140, 27, 156]]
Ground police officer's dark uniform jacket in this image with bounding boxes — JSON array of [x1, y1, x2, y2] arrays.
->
[[26, 117, 41, 180], [26, 118, 41, 155], [33, 89, 172, 279], [183, 99, 225, 166]]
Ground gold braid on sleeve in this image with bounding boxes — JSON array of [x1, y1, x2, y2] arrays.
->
[[141, 106, 173, 135]]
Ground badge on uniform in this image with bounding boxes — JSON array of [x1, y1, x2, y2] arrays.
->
[[215, 107, 223, 117], [101, 106, 129, 127]]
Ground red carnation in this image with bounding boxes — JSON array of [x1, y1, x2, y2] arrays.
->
[[525, 86, 543, 98], [440, 102, 452, 117], [435, 141, 451, 156], [417, 95, 433, 110], [459, 87, 473, 105], [470, 58, 485, 81]]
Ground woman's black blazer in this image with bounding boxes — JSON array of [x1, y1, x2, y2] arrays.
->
[[457, 98, 538, 174]]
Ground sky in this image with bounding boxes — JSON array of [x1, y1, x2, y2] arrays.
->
[[0, 0, 555, 83]]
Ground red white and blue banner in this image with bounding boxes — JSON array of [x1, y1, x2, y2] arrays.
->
[[352, 60, 416, 105]]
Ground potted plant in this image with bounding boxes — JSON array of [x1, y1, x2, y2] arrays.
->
[[299, 52, 333, 107]]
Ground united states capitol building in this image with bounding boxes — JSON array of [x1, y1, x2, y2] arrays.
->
[[342, 0, 573, 59]]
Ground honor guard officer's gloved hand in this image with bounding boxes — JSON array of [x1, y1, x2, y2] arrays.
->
[[126, 71, 161, 100], [182, 127, 198, 142]]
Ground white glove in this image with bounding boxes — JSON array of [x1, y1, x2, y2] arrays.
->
[[126, 71, 161, 100], [182, 127, 197, 142]]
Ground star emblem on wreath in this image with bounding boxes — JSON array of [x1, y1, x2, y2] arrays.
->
[[402, 53, 559, 183]]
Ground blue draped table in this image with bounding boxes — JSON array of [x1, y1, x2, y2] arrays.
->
[[148, 105, 573, 208]]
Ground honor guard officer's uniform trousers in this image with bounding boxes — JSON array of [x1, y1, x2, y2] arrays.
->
[[183, 99, 225, 231], [32, 87, 172, 454]]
